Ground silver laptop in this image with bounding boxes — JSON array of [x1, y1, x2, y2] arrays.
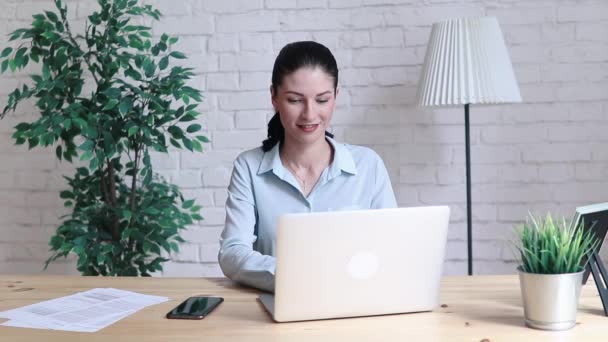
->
[[259, 206, 450, 322]]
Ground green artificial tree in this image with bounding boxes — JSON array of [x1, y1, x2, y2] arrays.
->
[[0, 0, 207, 276]]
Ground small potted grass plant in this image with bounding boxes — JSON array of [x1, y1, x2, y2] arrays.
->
[[515, 213, 599, 331]]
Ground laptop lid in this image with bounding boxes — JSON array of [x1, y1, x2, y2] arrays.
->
[[270, 206, 450, 322]]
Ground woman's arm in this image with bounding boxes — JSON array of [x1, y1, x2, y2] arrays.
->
[[218, 154, 276, 293]]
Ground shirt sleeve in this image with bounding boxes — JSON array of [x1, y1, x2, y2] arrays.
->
[[371, 153, 398, 209], [218, 154, 276, 293]]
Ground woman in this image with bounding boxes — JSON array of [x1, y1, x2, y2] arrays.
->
[[218, 41, 396, 292]]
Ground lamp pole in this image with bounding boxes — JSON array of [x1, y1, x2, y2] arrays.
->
[[464, 103, 473, 276]]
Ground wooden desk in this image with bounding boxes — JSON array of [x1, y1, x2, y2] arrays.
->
[[0, 274, 606, 341]]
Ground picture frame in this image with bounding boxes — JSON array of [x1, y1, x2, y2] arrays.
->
[[572, 202, 608, 316], [571, 202, 608, 284]]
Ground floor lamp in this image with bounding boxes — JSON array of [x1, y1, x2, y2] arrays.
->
[[416, 17, 522, 275]]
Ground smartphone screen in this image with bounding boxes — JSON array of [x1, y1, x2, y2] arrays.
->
[[166, 296, 224, 319]]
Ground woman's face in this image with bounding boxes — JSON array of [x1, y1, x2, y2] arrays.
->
[[271, 67, 338, 147]]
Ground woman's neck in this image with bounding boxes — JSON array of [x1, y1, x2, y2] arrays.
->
[[280, 137, 333, 171]]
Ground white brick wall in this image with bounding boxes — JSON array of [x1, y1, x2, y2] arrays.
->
[[1, 0, 608, 277]]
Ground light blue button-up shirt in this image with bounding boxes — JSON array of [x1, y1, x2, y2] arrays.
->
[[218, 137, 397, 292]]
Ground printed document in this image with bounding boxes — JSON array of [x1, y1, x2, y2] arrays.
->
[[0, 287, 168, 332]]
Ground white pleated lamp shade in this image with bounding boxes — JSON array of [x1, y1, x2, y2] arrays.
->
[[417, 17, 522, 106]]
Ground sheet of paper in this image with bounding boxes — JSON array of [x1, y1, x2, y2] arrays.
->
[[0, 288, 168, 332]]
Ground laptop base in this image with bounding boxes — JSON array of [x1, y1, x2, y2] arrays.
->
[[258, 294, 275, 318]]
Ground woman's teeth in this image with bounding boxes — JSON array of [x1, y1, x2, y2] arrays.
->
[[298, 124, 318, 132]]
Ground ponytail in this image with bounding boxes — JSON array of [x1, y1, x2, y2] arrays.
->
[[262, 113, 284, 152]]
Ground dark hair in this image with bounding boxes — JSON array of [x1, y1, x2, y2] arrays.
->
[[262, 41, 338, 152]]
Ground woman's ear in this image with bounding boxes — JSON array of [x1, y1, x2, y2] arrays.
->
[[270, 85, 278, 110], [335, 87, 340, 97]]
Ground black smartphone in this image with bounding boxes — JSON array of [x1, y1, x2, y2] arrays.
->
[[166, 296, 224, 320]]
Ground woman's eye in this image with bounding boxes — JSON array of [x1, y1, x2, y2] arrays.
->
[[317, 99, 329, 103], [287, 98, 301, 103]]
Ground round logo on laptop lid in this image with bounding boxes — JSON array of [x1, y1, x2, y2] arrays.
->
[[347, 251, 379, 280]]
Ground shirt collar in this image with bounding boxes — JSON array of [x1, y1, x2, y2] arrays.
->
[[257, 137, 357, 176], [327, 137, 357, 176]]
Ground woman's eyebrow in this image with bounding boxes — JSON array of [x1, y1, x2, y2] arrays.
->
[[283, 90, 333, 96]]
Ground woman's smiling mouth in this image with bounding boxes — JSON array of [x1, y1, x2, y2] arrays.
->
[[297, 123, 319, 132]]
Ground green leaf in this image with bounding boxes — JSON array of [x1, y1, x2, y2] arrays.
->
[[41, 31, 61, 41], [28, 137, 39, 150], [119, 98, 133, 115], [179, 114, 196, 122], [15, 122, 30, 131], [1, 47, 12, 58], [123, 210, 132, 220], [143, 207, 160, 215], [59, 190, 73, 199], [72, 118, 87, 129], [63, 118, 72, 130], [182, 137, 193, 151], [55, 145, 63, 160], [79, 140, 95, 152], [102, 99, 119, 111], [128, 126, 139, 137], [45, 10, 59, 22], [196, 135, 210, 143], [72, 244, 85, 256], [159, 56, 168, 70], [102, 87, 122, 98], [143, 60, 155, 77], [125, 68, 142, 80], [89, 156, 99, 170], [192, 139, 202, 152], [42, 63, 51, 79], [79, 150, 93, 161], [60, 242, 73, 253], [143, 241, 152, 253], [182, 199, 195, 209], [167, 126, 184, 139], [103, 131, 115, 157], [97, 253, 105, 266], [186, 124, 201, 133], [14, 47, 26, 60], [169, 138, 180, 149], [169, 51, 186, 59]]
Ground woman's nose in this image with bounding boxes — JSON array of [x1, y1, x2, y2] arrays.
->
[[301, 100, 316, 118]]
